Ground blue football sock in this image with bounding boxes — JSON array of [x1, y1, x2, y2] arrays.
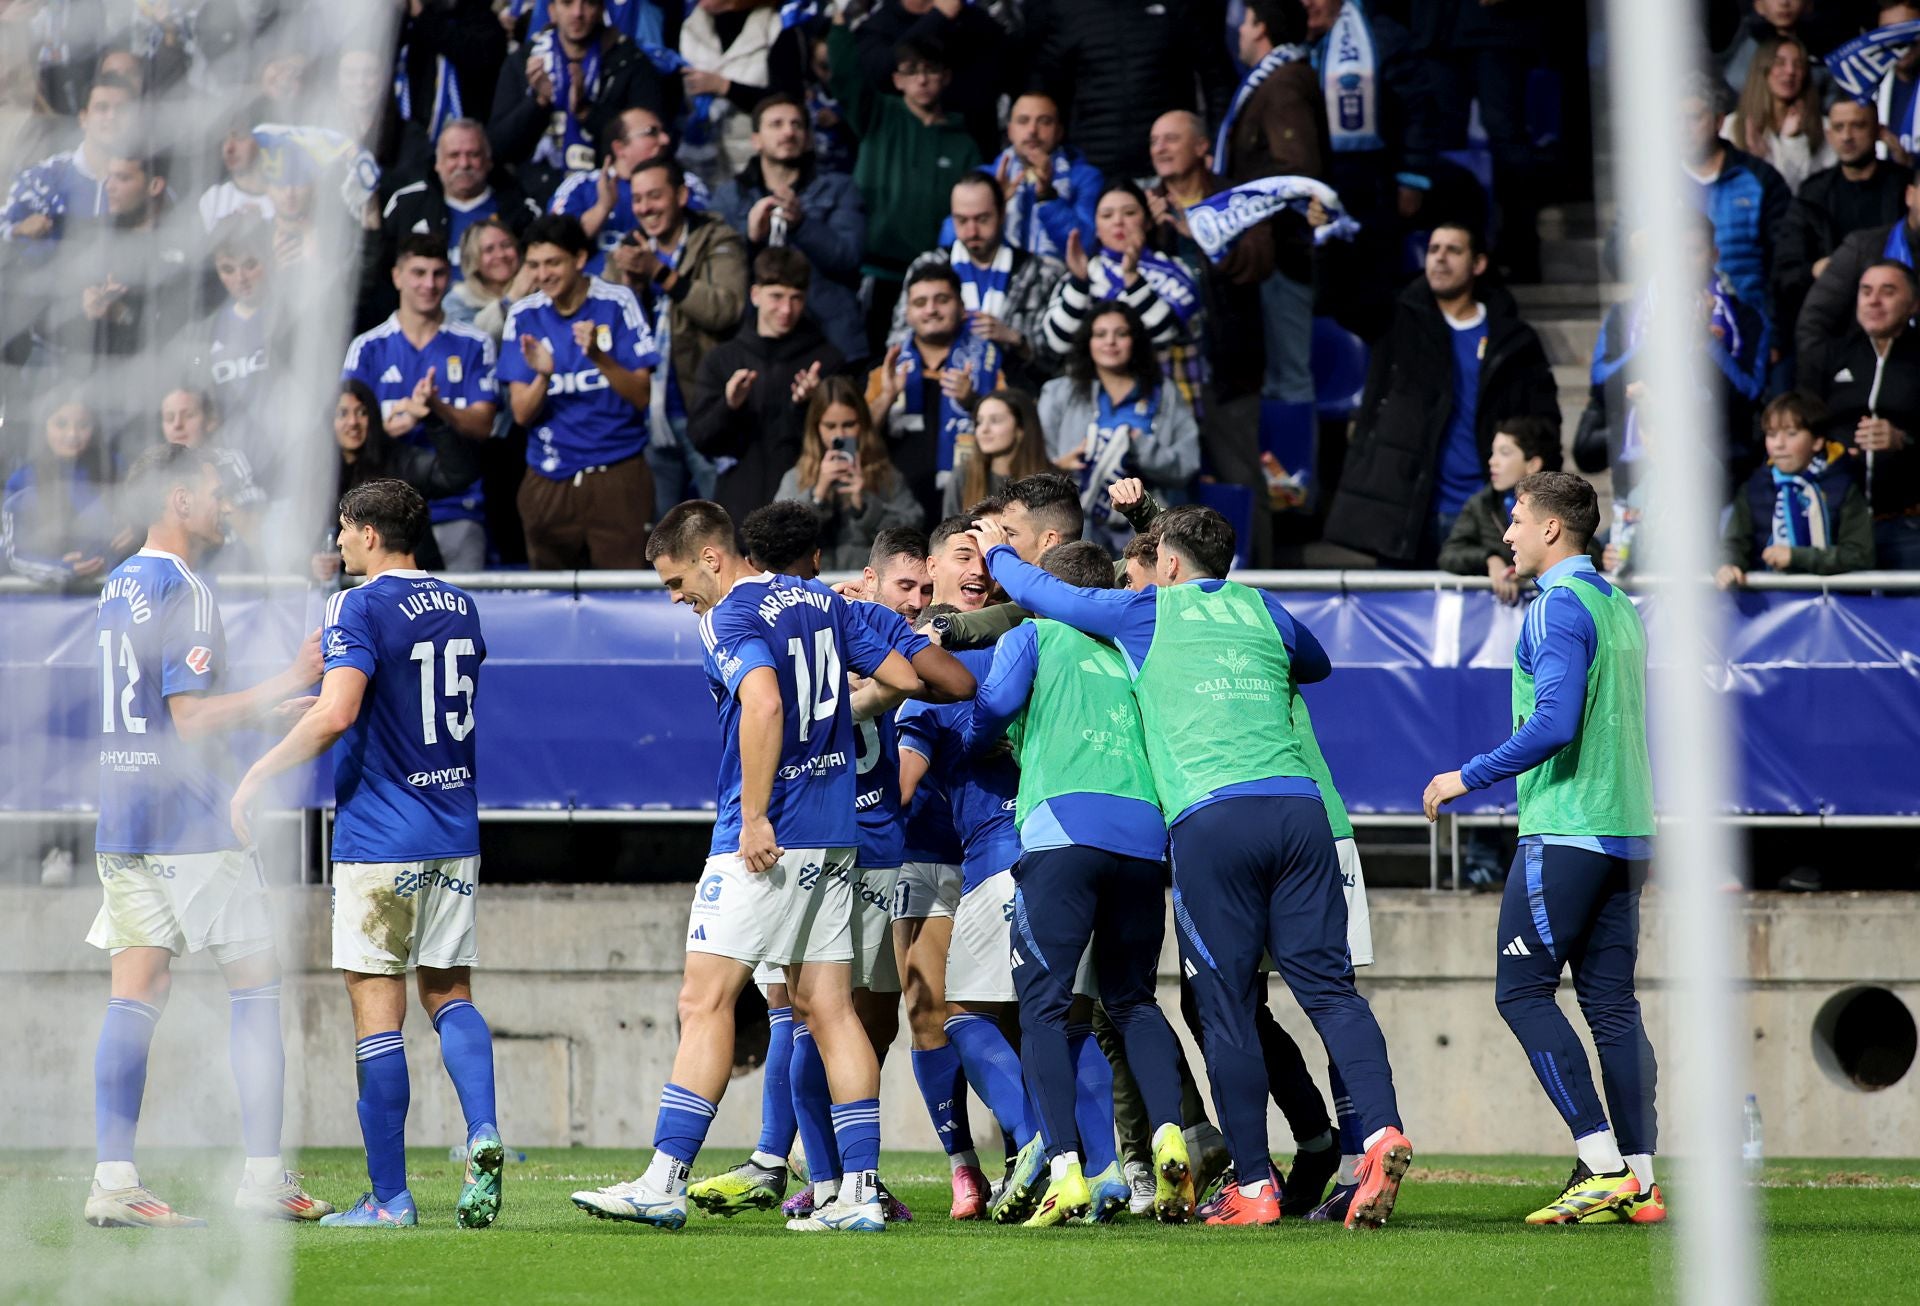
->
[[354, 1032, 410, 1202], [830, 1098, 881, 1177], [431, 999, 496, 1137], [910, 1042, 971, 1156], [790, 1023, 841, 1182], [1069, 1025, 1117, 1175], [95, 998, 159, 1164], [654, 1082, 717, 1168], [946, 1013, 1036, 1143], [757, 1006, 796, 1158], [228, 982, 285, 1160]]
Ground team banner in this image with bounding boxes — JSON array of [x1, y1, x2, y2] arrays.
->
[[1184, 176, 1359, 265], [1825, 19, 1920, 103], [2, 587, 1914, 817]]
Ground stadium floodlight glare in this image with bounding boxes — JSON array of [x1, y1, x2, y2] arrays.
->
[[1603, 0, 1760, 1302]]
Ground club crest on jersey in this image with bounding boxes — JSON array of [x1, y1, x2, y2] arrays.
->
[[185, 645, 213, 675], [446, 355, 464, 384]]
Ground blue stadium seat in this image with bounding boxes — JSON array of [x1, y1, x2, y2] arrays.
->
[[1310, 318, 1368, 421]]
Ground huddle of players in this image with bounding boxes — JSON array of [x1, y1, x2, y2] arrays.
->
[[569, 471, 1415, 1232], [81, 445, 1657, 1234]]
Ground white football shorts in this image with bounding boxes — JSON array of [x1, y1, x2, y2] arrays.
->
[[88, 850, 274, 966], [687, 847, 856, 968], [892, 860, 962, 921], [946, 867, 1017, 1003], [1339, 837, 1374, 967], [332, 856, 481, 974]]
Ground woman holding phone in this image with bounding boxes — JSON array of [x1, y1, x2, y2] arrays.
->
[[775, 376, 924, 568]]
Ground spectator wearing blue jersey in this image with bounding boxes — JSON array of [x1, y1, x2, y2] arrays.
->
[[715, 93, 869, 363], [343, 234, 500, 570], [2, 395, 130, 585], [2, 74, 135, 243], [549, 107, 677, 277], [605, 158, 748, 517], [233, 478, 503, 1231], [498, 213, 660, 568], [1679, 71, 1791, 345], [197, 216, 296, 486]]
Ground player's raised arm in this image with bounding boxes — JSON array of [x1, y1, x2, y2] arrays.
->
[[971, 516, 1141, 645], [170, 628, 323, 741], [231, 666, 368, 844]]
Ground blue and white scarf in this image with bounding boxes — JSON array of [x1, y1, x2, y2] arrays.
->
[[252, 123, 381, 217], [1184, 176, 1358, 264], [637, 40, 716, 147], [1770, 460, 1832, 549], [779, 0, 822, 27], [1091, 247, 1200, 327], [1826, 19, 1920, 102], [1082, 384, 1160, 532], [900, 332, 1001, 474], [528, 0, 666, 47], [1213, 43, 1311, 175], [991, 145, 1081, 255], [1312, 1, 1381, 153], [395, 48, 465, 142], [950, 239, 1014, 320], [532, 28, 605, 172]]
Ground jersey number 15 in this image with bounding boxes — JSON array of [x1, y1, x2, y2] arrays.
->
[[410, 638, 477, 745]]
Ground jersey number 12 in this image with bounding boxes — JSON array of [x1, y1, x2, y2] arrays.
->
[[410, 638, 477, 745]]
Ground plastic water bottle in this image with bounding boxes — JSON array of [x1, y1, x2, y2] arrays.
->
[[1742, 1094, 1764, 1178]]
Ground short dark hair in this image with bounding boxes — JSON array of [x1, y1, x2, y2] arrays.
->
[[1039, 540, 1114, 589], [1494, 415, 1562, 471], [339, 479, 429, 555], [893, 37, 947, 72], [1121, 528, 1159, 570], [395, 232, 451, 267], [906, 263, 963, 300], [1760, 389, 1830, 434], [1003, 472, 1085, 543], [949, 172, 1001, 207], [126, 442, 213, 523], [111, 139, 169, 182], [648, 499, 736, 563], [1514, 471, 1600, 546], [632, 156, 688, 191], [602, 107, 669, 154], [740, 501, 822, 574], [522, 213, 593, 258], [869, 526, 929, 574], [929, 513, 978, 555], [754, 246, 812, 292], [1245, 0, 1307, 45], [1863, 257, 1920, 298], [87, 72, 137, 104], [1154, 504, 1236, 578], [750, 91, 807, 131], [1431, 220, 1485, 261], [1066, 299, 1163, 397]]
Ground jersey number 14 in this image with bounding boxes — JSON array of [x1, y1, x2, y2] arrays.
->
[[787, 629, 841, 743], [410, 638, 477, 745]]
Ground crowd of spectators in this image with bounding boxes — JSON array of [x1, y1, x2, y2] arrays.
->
[[3, 0, 1917, 589]]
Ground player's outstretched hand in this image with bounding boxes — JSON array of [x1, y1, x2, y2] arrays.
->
[[969, 514, 1010, 555], [290, 629, 323, 687], [1422, 770, 1467, 822], [229, 783, 257, 847], [740, 815, 784, 874], [272, 696, 319, 730]]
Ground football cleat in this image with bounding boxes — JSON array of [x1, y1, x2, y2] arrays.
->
[[1525, 1163, 1640, 1226], [877, 1179, 913, 1223], [1191, 1127, 1233, 1204], [85, 1183, 207, 1229], [1305, 1181, 1358, 1223], [570, 1178, 686, 1229], [781, 1187, 818, 1219], [1150, 1123, 1195, 1224], [1124, 1160, 1156, 1216], [688, 1158, 788, 1217], [1199, 1181, 1282, 1226], [949, 1163, 990, 1220], [457, 1125, 505, 1229], [1024, 1162, 1091, 1227], [988, 1137, 1048, 1224], [1282, 1142, 1340, 1215], [234, 1171, 333, 1221], [1081, 1162, 1131, 1224], [1346, 1127, 1413, 1230], [786, 1197, 885, 1232], [1621, 1183, 1666, 1224], [317, 1190, 418, 1228]]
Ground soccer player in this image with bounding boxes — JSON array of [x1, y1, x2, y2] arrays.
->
[[965, 539, 1192, 1226], [973, 505, 1413, 1229], [341, 234, 499, 571], [85, 444, 329, 1228], [231, 480, 500, 1230], [890, 516, 999, 1217], [571, 501, 969, 1233], [1422, 471, 1662, 1226]]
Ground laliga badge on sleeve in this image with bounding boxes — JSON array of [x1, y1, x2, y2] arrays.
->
[[446, 354, 464, 384], [596, 323, 613, 353]]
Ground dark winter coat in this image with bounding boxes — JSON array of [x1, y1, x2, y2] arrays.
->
[[688, 316, 844, 525]]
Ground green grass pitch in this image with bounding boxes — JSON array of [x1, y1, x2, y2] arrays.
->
[[6, 1150, 1919, 1304]]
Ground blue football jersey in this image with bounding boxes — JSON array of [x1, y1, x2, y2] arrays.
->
[[323, 571, 485, 862], [443, 191, 501, 281], [341, 316, 497, 524], [700, 574, 897, 856], [897, 648, 1020, 891], [549, 172, 636, 276], [497, 279, 660, 479], [848, 603, 930, 869], [94, 549, 236, 854]]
